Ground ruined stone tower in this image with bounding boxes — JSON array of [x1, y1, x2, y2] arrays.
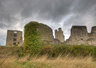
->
[[38, 23, 54, 42], [87, 26, 96, 45], [66, 26, 88, 45], [24, 21, 54, 45], [55, 28, 64, 43], [6, 30, 22, 46]]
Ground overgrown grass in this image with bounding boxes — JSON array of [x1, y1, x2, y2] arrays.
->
[[16, 44, 96, 59], [1, 56, 96, 68], [1, 45, 96, 68]]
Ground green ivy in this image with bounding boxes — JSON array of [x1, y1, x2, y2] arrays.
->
[[24, 21, 42, 54]]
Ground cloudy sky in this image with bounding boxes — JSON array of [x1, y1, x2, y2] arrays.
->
[[0, 0, 96, 45]]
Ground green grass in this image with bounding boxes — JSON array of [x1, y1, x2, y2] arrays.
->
[[14, 61, 51, 68], [16, 44, 96, 59], [14, 61, 31, 68], [1, 45, 96, 68]]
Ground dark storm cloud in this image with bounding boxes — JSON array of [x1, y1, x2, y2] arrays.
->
[[0, 0, 75, 29], [0, 0, 20, 29], [0, 0, 96, 45], [0, 0, 96, 27], [73, 0, 96, 13], [19, 0, 74, 22]]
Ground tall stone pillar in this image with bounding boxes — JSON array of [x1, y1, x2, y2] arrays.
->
[[55, 28, 64, 43]]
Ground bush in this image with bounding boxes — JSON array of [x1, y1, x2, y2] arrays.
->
[[68, 45, 94, 57], [40, 45, 55, 57], [16, 47, 25, 57]]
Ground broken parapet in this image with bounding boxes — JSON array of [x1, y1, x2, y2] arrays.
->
[[55, 28, 65, 43], [66, 26, 96, 45], [6, 30, 23, 46], [71, 26, 88, 38], [91, 26, 96, 36], [87, 26, 96, 45], [66, 26, 88, 45], [38, 23, 54, 42]]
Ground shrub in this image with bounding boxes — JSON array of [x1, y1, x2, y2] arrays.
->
[[68, 45, 93, 57], [53, 44, 70, 56], [16, 47, 25, 57], [40, 45, 55, 57]]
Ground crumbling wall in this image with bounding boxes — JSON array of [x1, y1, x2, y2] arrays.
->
[[6, 23, 96, 46], [87, 26, 96, 45], [55, 28, 64, 43], [66, 26, 96, 45], [6, 30, 22, 46], [38, 23, 54, 42], [24, 21, 54, 46], [66, 26, 88, 45]]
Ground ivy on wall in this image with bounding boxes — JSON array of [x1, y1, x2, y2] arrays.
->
[[24, 21, 42, 54]]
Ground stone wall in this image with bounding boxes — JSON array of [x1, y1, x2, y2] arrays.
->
[[55, 28, 64, 43], [38, 23, 54, 43], [6, 22, 96, 46], [6, 30, 22, 46], [66, 26, 96, 45], [24, 21, 54, 45], [87, 26, 96, 45]]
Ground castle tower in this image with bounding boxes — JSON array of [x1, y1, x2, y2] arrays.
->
[[24, 21, 54, 45], [6, 30, 23, 46], [87, 26, 96, 45], [71, 26, 88, 39], [55, 28, 64, 42], [66, 26, 88, 45]]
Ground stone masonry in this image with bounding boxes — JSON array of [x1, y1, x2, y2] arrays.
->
[[55, 28, 65, 43], [38, 23, 54, 43], [24, 21, 54, 45], [87, 26, 96, 45], [6, 30, 22, 46], [6, 22, 96, 46], [66, 26, 96, 45]]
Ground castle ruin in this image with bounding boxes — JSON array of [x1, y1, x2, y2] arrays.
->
[[24, 21, 54, 45], [37, 23, 54, 43], [55, 28, 65, 43], [87, 26, 96, 45], [6, 30, 22, 46], [6, 21, 96, 46], [66, 26, 96, 45]]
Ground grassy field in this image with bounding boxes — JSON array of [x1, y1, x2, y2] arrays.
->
[[1, 45, 96, 68], [0, 56, 96, 68]]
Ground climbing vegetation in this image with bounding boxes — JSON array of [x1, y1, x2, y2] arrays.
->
[[23, 21, 42, 55]]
